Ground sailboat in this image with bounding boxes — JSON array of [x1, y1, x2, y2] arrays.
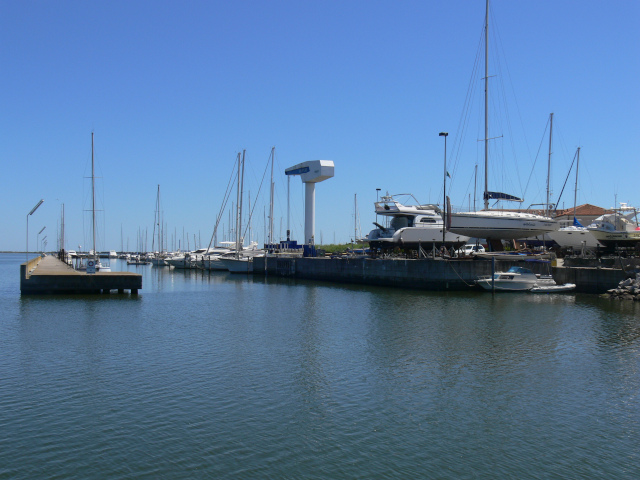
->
[[220, 150, 254, 273], [77, 132, 111, 272], [220, 149, 271, 272], [150, 185, 169, 266], [547, 148, 600, 250], [447, 0, 557, 244]]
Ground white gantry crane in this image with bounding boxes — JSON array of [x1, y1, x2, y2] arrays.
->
[[285, 160, 335, 248]]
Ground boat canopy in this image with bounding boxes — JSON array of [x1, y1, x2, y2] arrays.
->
[[506, 266, 534, 274], [483, 191, 523, 202]]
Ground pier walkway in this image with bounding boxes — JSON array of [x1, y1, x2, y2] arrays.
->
[[20, 255, 142, 295]]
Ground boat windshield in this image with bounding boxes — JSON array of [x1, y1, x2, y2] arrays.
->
[[506, 266, 533, 274]]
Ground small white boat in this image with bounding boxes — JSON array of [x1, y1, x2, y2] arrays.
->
[[530, 283, 576, 293], [475, 266, 573, 292], [476, 266, 545, 291]]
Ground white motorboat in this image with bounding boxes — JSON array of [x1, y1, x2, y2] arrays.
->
[[367, 194, 468, 251], [586, 203, 640, 249], [475, 266, 573, 292]]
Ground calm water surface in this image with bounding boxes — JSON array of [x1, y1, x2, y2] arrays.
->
[[1, 253, 639, 479]]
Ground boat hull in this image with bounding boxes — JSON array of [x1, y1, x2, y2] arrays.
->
[[221, 258, 253, 273], [547, 228, 599, 249], [449, 212, 557, 240], [587, 230, 640, 248], [392, 227, 468, 249]]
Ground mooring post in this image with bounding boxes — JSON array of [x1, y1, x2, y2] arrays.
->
[[491, 256, 496, 294]]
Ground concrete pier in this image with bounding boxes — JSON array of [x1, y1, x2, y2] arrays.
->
[[20, 255, 142, 295]]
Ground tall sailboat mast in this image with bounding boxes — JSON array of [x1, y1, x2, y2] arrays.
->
[[483, 0, 489, 210], [573, 147, 581, 220], [91, 132, 97, 260], [268, 147, 275, 246], [546, 113, 554, 216]]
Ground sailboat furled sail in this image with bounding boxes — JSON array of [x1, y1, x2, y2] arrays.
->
[[447, 0, 557, 241]]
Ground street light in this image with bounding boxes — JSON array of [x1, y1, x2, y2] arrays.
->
[[37, 226, 46, 253], [26, 199, 44, 276], [41, 235, 47, 253], [439, 132, 448, 249]]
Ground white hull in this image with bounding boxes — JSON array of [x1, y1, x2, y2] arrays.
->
[[166, 256, 193, 269], [587, 229, 640, 248], [530, 283, 576, 293], [220, 257, 253, 273], [449, 211, 557, 240], [200, 257, 228, 271], [392, 227, 468, 248], [475, 267, 557, 292], [548, 227, 599, 249]]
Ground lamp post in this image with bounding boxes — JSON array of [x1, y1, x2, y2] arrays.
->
[[26, 199, 44, 277], [37, 226, 46, 254], [439, 132, 448, 249], [41, 235, 47, 253]]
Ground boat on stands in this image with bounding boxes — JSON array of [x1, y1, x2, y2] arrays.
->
[[367, 194, 468, 251], [586, 203, 640, 249], [547, 220, 599, 250], [546, 148, 599, 250], [447, 1, 557, 242]]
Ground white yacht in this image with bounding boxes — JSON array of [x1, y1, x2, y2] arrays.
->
[[367, 194, 468, 251], [586, 203, 640, 248]]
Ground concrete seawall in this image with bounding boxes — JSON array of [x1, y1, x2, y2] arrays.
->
[[255, 256, 555, 291], [254, 256, 629, 293]]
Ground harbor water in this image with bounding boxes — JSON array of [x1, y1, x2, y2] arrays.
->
[[2, 253, 639, 479]]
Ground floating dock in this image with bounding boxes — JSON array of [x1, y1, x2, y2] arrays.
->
[[20, 255, 142, 295]]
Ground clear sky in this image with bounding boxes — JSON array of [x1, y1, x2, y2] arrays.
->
[[2, 0, 639, 252]]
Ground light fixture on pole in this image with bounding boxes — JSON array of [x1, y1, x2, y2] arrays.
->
[[41, 235, 47, 253], [26, 199, 44, 277], [439, 132, 448, 249], [37, 226, 46, 253]]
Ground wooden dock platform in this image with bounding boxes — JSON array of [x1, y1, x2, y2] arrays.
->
[[20, 255, 142, 295]]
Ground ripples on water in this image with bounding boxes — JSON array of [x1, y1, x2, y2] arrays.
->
[[1, 254, 639, 479]]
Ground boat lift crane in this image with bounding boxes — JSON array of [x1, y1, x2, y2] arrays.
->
[[285, 160, 334, 254]]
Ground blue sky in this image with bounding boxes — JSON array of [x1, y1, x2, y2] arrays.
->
[[2, 0, 639, 252]]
